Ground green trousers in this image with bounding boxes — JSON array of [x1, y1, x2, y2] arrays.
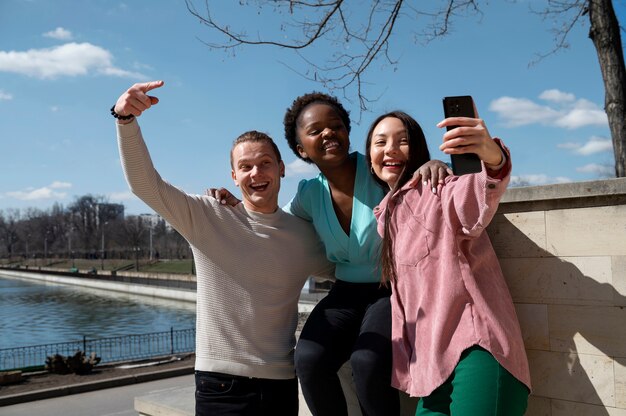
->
[[415, 346, 529, 416]]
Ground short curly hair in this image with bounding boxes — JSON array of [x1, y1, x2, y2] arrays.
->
[[283, 92, 351, 163]]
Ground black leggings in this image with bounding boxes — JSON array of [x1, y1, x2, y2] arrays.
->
[[295, 280, 399, 416]]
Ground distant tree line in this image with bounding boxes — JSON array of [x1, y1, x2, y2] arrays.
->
[[0, 194, 191, 262]]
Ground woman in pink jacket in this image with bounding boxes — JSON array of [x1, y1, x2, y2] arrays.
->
[[365, 110, 531, 415]]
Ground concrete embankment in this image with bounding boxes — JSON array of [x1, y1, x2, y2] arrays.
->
[[0, 268, 197, 303], [0, 267, 323, 311]]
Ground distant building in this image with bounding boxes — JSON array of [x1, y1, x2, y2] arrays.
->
[[96, 203, 125, 223], [138, 213, 172, 231]]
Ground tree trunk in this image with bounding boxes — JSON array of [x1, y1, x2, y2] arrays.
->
[[588, 0, 626, 177]]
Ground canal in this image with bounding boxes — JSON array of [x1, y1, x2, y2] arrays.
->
[[0, 274, 196, 350]]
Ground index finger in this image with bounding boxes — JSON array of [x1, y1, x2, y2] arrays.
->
[[141, 80, 164, 92], [437, 116, 477, 129]]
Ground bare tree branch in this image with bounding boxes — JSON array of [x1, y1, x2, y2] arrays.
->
[[185, 0, 343, 50], [529, 0, 588, 65], [185, 0, 482, 112]]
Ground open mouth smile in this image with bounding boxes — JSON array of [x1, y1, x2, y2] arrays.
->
[[322, 140, 340, 151], [250, 182, 269, 192], [382, 160, 404, 170]]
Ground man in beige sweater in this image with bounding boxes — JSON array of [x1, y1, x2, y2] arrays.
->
[[113, 81, 333, 416]]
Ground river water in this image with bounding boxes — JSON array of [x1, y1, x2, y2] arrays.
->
[[0, 274, 196, 350]]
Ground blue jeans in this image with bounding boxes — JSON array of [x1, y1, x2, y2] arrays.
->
[[295, 280, 399, 416], [194, 371, 298, 416]]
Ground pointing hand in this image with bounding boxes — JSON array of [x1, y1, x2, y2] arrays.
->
[[114, 81, 164, 121]]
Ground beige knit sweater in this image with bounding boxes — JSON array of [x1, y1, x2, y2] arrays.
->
[[117, 120, 333, 379]]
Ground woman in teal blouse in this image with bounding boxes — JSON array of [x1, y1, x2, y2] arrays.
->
[[283, 92, 448, 416], [284, 150, 384, 284]]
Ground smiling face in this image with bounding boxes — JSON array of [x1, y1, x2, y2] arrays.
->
[[231, 141, 285, 214], [295, 103, 350, 168], [369, 116, 411, 188]]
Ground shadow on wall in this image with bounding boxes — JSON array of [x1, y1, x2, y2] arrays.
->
[[491, 215, 626, 415]]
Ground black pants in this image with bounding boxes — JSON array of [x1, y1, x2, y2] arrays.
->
[[295, 280, 399, 416], [195, 371, 298, 416]]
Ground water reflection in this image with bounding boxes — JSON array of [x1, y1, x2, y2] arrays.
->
[[0, 274, 196, 349]]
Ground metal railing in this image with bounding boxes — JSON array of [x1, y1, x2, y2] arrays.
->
[[0, 327, 195, 371]]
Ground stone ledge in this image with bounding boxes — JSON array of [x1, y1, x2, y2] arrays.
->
[[500, 177, 626, 212], [0, 365, 194, 407], [135, 386, 194, 416], [502, 177, 626, 203]]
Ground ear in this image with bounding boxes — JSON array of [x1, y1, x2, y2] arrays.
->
[[231, 170, 239, 187], [279, 161, 285, 178], [296, 144, 308, 160]]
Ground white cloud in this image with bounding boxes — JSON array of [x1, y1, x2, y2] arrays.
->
[[510, 174, 572, 187], [50, 181, 72, 189], [0, 42, 146, 79], [557, 142, 580, 150], [0, 90, 12, 101], [490, 90, 608, 129], [285, 159, 319, 177], [558, 136, 613, 156], [539, 89, 575, 103], [43, 27, 73, 40], [575, 136, 613, 155], [6, 182, 73, 201], [553, 99, 608, 129], [576, 163, 614, 177], [489, 97, 558, 127], [109, 191, 136, 201]]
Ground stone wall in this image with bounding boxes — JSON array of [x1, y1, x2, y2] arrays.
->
[[490, 177, 626, 415]]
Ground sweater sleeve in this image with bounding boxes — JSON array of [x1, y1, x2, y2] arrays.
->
[[116, 120, 217, 244], [439, 138, 511, 238]]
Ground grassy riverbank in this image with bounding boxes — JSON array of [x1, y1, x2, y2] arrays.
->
[[0, 258, 195, 275]]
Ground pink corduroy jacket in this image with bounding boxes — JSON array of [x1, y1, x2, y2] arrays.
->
[[374, 140, 531, 398]]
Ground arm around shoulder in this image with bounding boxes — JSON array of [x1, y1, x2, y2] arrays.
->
[[283, 178, 315, 221]]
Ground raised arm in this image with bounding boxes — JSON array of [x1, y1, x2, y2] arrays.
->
[[114, 81, 216, 242], [437, 113, 510, 237], [113, 81, 163, 124]]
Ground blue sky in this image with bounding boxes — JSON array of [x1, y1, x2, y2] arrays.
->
[[0, 0, 622, 215]]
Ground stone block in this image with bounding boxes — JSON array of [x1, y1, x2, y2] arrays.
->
[[613, 256, 626, 307], [134, 386, 194, 416], [551, 398, 626, 415], [526, 395, 551, 416], [501, 256, 613, 305], [515, 303, 550, 350], [487, 212, 547, 258], [545, 206, 626, 257], [134, 384, 316, 416], [527, 349, 614, 406], [614, 358, 626, 409], [548, 305, 626, 357], [337, 362, 362, 416]]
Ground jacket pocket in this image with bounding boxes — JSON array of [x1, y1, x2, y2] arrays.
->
[[395, 212, 431, 267]]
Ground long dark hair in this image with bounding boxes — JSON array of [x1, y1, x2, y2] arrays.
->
[[365, 111, 431, 285]]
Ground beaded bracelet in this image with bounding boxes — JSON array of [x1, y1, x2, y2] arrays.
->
[[110, 105, 135, 120]]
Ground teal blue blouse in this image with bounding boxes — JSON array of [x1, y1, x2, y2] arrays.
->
[[284, 152, 386, 283]]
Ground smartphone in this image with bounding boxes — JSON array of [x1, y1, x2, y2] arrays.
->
[[442, 95, 482, 175]]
